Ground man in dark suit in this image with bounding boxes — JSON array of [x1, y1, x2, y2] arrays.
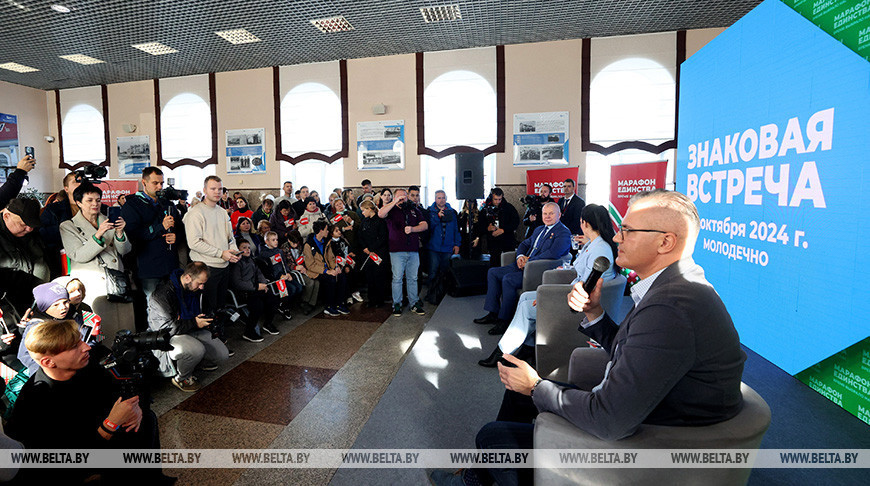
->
[[474, 202, 571, 334], [435, 189, 745, 486], [558, 178, 585, 236]]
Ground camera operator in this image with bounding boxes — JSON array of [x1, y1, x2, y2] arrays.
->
[[148, 262, 228, 392], [122, 168, 183, 328], [479, 188, 519, 267], [521, 183, 554, 239], [6, 319, 169, 485]]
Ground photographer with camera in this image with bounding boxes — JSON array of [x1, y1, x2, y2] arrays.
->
[[0, 154, 36, 210], [6, 319, 170, 485], [148, 262, 228, 392], [521, 183, 554, 239], [122, 168, 184, 310], [479, 187, 520, 267]]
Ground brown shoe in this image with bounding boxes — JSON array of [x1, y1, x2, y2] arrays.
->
[[172, 376, 201, 392]]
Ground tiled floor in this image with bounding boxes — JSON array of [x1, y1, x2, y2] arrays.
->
[[153, 301, 429, 485]]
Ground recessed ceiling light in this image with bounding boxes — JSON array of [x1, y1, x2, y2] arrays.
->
[[215, 28, 261, 44], [0, 62, 39, 73], [7, 1, 29, 12], [59, 54, 105, 65], [131, 42, 178, 56], [50, 4, 71, 13], [420, 4, 462, 23], [310, 16, 354, 33]]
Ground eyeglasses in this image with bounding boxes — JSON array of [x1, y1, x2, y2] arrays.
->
[[617, 225, 668, 235]]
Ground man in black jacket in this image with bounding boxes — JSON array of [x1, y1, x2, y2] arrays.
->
[[558, 178, 585, 236], [7, 319, 168, 485], [0, 198, 49, 312], [479, 188, 519, 267], [148, 262, 228, 392], [122, 167, 182, 329]]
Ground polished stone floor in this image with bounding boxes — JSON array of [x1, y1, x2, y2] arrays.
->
[[151, 302, 428, 485]]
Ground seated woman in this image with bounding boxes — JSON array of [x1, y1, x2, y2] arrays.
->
[[297, 197, 325, 239], [230, 196, 254, 229], [269, 199, 296, 244], [234, 216, 263, 256], [59, 182, 132, 307], [478, 203, 618, 367]]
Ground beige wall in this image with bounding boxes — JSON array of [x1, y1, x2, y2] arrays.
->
[[5, 29, 724, 196]]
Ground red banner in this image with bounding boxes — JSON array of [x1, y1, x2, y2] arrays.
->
[[96, 180, 139, 207], [609, 161, 668, 219], [525, 167, 580, 198]]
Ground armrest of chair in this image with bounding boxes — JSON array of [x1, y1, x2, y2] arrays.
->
[[535, 284, 589, 381], [542, 268, 577, 285], [522, 259, 562, 292], [567, 347, 610, 390], [501, 251, 517, 267]]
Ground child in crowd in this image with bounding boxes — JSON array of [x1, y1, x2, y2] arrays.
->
[[256, 231, 300, 320], [325, 224, 360, 305], [303, 221, 348, 317], [357, 200, 390, 308], [230, 239, 279, 342], [284, 231, 318, 314]]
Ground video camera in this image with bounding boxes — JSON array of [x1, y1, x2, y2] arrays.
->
[[101, 329, 172, 399], [521, 194, 545, 209], [157, 184, 189, 202], [74, 164, 109, 184], [203, 306, 242, 341]]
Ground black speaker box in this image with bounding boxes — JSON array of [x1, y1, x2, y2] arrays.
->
[[455, 152, 484, 200]]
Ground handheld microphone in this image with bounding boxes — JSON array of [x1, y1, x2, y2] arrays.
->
[[569, 256, 611, 313], [583, 256, 612, 293]]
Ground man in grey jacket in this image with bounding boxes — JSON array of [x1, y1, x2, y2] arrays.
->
[[432, 189, 745, 486]]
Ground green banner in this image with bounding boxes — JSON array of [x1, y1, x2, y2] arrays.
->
[[795, 337, 870, 425], [782, 0, 870, 61]]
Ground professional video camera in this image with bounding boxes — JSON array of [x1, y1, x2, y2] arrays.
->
[[203, 306, 242, 341], [101, 329, 172, 399], [521, 194, 544, 209], [157, 184, 189, 202], [74, 164, 108, 183]]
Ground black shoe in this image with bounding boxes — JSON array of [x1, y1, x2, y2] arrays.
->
[[473, 312, 498, 325], [478, 347, 503, 367], [488, 320, 508, 335], [262, 323, 279, 335]]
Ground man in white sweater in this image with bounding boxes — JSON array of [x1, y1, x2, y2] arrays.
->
[[183, 175, 240, 314]]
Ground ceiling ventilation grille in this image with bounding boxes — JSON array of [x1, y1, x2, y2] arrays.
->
[[420, 4, 462, 23], [310, 16, 355, 33]]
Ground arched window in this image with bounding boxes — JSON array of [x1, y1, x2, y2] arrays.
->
[[161, 93, 212, 163], [280, 82, 342, 156], [278, 81, 344, 198], [420, 70, 497, 208], [61, 103, 105, 165]]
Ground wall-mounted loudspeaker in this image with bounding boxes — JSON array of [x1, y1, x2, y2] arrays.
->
[[455, 152, 484, 200]]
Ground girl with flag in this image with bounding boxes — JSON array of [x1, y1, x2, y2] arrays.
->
[[284, 231, 318, 314], [325, 224, 359, 306], [303, 221, 348, 317]]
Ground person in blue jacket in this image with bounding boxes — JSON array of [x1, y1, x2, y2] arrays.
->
[[425, 190, 460, 304]]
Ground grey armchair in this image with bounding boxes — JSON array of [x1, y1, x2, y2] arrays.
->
[[535, 274, 629, 381], [533, 347, 771, 486], [500, 250, 566, 294]]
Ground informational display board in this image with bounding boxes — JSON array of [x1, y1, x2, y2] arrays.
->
[[512, 111, 569, 166], [225, 128, 266, 174], [677, 0, 869, 422], [117, 135, 150, 178], [525, 167, 579, 199], [357, 120, 405, 170]]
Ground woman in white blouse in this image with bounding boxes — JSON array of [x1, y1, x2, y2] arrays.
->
[[60, 182, 131, 306]]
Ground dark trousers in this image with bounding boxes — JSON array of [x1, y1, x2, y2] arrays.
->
[[202, 265, 230, 314], [363, 258, 390, 305], [239, 290, 280, 334], [316, 272, 348, 308]]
